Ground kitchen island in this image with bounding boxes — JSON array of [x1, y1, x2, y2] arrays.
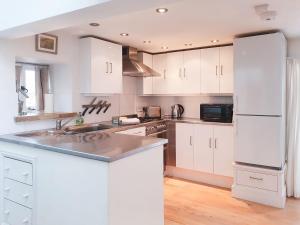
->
[[0, 130, 167, 225]]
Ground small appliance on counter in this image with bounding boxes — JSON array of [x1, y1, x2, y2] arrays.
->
[[171, 104, 184, 118], [143, 106, 161, 119], [200, 104, 233, 123]]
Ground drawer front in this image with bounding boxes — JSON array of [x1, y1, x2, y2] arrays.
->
[[3, 199, 32, 225], [4, 179, 33, 208], [3, 157, 33, 185], [116, 127, 146, 136], [236, 169, 278, 192]]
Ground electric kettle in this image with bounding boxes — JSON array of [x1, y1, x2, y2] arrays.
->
[[171, 104, 184, 118]]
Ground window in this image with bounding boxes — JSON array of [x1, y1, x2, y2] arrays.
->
[[24, 69, 37, 111]]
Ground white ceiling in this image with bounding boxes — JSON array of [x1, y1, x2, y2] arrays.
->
[[62, 0, 300, 53]]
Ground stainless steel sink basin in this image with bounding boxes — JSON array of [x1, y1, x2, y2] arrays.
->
[[63, 124, 113, 135]]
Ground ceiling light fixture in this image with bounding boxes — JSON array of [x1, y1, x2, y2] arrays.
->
[[161, 46, 168, 50], [143, 40, 151, 44], [156, 8, 168, 14], [89, 23, 100, 27], [185, 43, 193, 47], [120, 33, 129, 36], [211, 40, 219, 43]]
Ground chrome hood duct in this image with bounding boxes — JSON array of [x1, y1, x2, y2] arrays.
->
[[122, 47, 160, 77]]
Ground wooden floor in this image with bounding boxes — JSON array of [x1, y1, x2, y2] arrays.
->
[[164, 177, 300, 225]]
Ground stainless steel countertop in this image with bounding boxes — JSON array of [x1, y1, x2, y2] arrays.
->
[[0, 128, 167, 163]]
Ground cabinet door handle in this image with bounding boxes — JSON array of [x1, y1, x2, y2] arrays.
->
[[110, 62, 112, 74], [106, 62, 109, 73], [179, 68, 182, 78], [249, 176, 264, 181], [214, 138, 217, 149], [163, 69, 166, 79], [189, 136, 192, 146], [216, 65, 218, 76], [221, 65, 223, 76], [184, 68, 186, 79], [209, 138, 212, 148]]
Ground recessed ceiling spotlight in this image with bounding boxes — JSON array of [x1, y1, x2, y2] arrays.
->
[[143, 40, 151, 44], [120, 33, 129, 36], [161, 46, 168, 50], [185, 43, 193, 47], [156, 8, 168, 14], [211, 40, 219, 43], [89, 22, 100, 27]]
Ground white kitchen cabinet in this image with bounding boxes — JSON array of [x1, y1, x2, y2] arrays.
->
[[138, 53, 153, 95], [166, 52, 184, 94], [152, 54, 168, 94], [213, 125, 234, 177], [176, 123, 234, 177], [79, 37, 122, 94], [176, 123, 194, 170], [201, 46, 233, 94], [219, 46, 234, 94], [201, 47, 220, 93], [193, 124, 214, 173], [182, 50, 201, 94]]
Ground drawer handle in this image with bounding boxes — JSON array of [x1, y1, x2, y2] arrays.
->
[[23, 194, 30, 199], [4, 167, 10, 172], [23, 218, 29, 224], [4, 187, 10, 192], [249, 176, 264, 181], [22, 172, 30, 177], [4, 210, 10, 215]]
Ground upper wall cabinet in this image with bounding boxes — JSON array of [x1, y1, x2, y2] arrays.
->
[[201, 46, 233, 94], [152, 50, 201, 95], [79, 37, 122, 94], [152, 53, 168, 95], [137, 53, 153, 95]]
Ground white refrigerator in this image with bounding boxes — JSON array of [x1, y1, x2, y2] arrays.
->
[[234, 32, 286, 169]]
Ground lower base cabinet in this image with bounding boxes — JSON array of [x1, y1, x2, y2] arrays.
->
[[176, 123, 234, 177]]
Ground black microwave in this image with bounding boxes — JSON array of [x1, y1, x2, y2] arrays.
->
[[200, 104, 233, 123]]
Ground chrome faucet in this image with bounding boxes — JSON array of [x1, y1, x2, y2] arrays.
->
[[56, 116, 77, 130]]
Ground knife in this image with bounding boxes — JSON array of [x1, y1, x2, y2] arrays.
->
[[90, 100, 103, 114], [103, 103, 111, 113], [82, 97, 97, 116], [96, 101, 107, 114]]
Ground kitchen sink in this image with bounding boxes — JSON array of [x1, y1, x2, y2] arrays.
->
[[63, 124, 113, 135]]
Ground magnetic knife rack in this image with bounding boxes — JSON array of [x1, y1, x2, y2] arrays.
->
[[81, 97, 111, 116]]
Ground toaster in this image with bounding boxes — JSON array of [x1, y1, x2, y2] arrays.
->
[[143, 106, 161, 119]]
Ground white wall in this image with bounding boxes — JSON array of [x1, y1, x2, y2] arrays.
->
[[0, 31, 137, 135]]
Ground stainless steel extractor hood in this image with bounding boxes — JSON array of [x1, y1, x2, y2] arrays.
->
[[122, 46, 160, 77]]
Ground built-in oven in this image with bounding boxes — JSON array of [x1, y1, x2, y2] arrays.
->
[[200, 104, 233, 123]]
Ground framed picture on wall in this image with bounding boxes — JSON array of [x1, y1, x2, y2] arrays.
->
[[35, 33, 58, 54]]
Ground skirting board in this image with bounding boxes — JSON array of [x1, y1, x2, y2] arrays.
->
[[165, 166, 233, 189]]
